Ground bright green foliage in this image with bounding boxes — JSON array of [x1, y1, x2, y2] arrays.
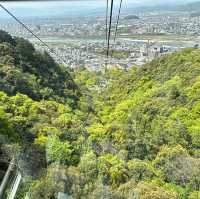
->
[[68, 48, 200, 197], [0, 91, 83, 165], [127, 159, 157, 182], [87, 123, 107, 141], [0, 108, 17, 142], [46, 136, 73, 164], [98, 154, 128, 187], [1, 30, 200, 198], [0, 30, 80, 106], [188, 191, 200, 199]]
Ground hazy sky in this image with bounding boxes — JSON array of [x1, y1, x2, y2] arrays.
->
[[1, 0, 198, 8], [0, 0, 198, 18]]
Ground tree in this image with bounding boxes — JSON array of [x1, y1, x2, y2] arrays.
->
[[0, 108, 16, 142], [98, 154, 128, 187], [188, 191, 200, 199], [46, 136, 73, 164], [153, 145, 200, 186], [79, 151, 98, 181], [127, 160, 157, 182], [134, 182, 177, 199], [0, 30, 15, 45]]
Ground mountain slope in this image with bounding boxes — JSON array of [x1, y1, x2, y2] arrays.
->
[[0, 30, 200, 198], [0, 30, 80, 106], [94, 49, 200, 157], [65, 49, 200, 198]]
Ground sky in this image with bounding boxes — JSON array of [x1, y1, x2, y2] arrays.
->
[[0, 0, 197, 7], [0, 0, 198, 18], [0, 0, 132, 18]]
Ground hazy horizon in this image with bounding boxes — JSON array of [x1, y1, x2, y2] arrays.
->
[[0, 0, 199, 18]]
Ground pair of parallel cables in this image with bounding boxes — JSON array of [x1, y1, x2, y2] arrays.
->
[[106, 0, 123, 58], [0, 0, 123, 64]]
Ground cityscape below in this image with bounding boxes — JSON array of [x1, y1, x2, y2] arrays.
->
[[1, 1, 200, 70], [0, 1, 200, 199]]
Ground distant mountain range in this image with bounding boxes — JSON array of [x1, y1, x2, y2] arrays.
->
[[1, 0, 200, 19], [178, 1, 200, 11], [127, 1, 200, 13]]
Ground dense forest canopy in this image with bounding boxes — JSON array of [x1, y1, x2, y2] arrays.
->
[[0, 30, 80, 106], [0, 30, 199, 199]]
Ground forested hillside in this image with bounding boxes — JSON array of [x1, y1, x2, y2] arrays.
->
[[0, 30, 199, 199], [0, 30, 80, 106]]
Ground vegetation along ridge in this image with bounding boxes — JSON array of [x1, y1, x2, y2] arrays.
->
[[0, 30, 199, 199]]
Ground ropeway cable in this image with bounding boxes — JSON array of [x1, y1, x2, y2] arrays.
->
[[0, 4, 68, 66], [114, 0, 123, 43], [106, 0, 114, 58], [106, 0, 109, 41]]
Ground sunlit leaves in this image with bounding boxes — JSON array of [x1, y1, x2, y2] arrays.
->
[[46, 135, 73, 164], [127, 159, 157, 182], [98, 154, 128, 187], [134, 182, 177, 199]]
